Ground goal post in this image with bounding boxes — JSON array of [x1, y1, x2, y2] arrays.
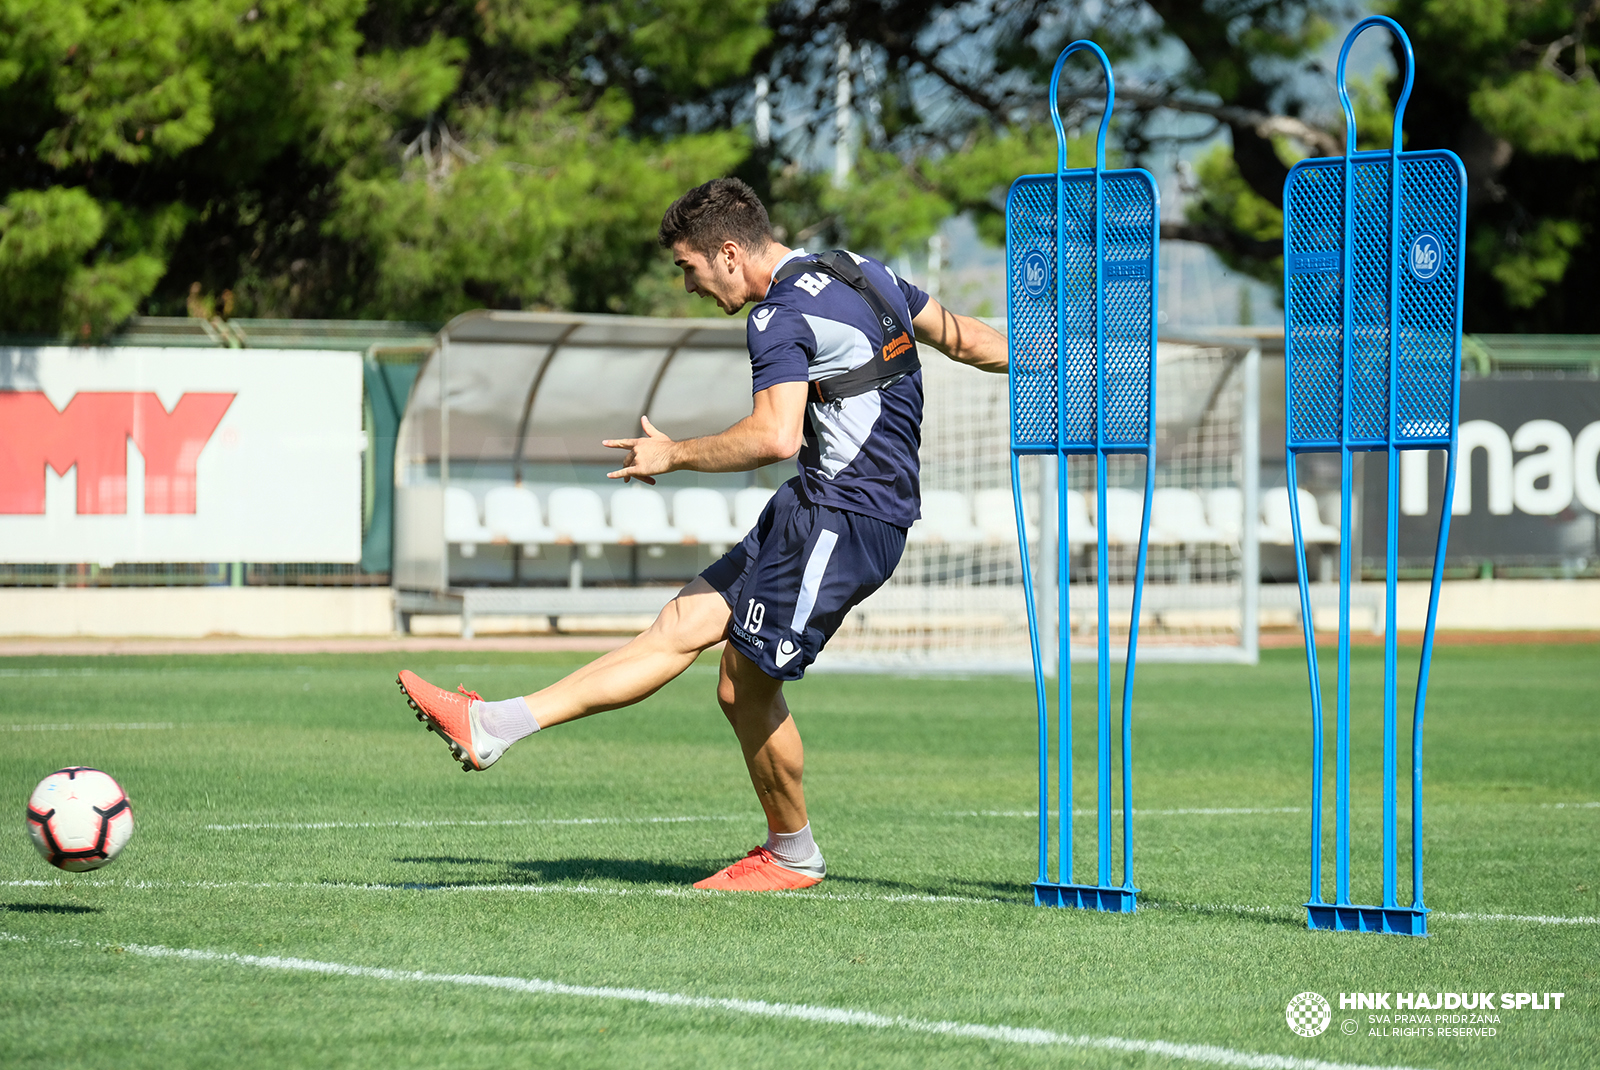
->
[[815, 337, 1261, 673]]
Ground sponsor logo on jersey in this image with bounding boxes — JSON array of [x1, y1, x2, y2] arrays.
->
[[752, 306, 776, 331], [882, 332, 913, 361], [793, 272, 833, 297]]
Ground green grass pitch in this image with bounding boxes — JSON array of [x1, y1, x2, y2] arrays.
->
[[0, 645, 1595, 1069]]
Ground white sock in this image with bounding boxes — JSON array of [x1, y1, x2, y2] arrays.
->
[[476, 697, 539, 744], [764, 823, 817, 865]]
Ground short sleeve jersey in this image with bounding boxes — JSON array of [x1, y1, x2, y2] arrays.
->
[[746, 249, 930, 528]]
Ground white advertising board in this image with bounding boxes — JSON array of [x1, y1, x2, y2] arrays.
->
[[0, 347, 364, 564]]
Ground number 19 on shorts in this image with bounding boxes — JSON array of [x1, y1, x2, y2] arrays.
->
[[742, 599, 766, 634]]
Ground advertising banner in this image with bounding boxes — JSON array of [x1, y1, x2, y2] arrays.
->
[[0, 347, 364, 564], [1363, 377, 1600, 567]]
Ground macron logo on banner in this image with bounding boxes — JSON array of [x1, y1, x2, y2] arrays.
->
[[0, 391, 235, 515]]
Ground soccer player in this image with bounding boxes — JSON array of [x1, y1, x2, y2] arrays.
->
[[398, 177, 1007, 891]]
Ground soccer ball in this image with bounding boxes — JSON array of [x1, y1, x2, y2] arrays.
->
[[26, 767, 134, 872]]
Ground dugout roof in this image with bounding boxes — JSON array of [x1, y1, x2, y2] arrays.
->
[[399, 309, 752, 471]]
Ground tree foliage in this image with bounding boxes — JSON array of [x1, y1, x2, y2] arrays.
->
[[745, 0, 1598, 332], [0, 0, 1594, 335], [1395, 0, 1600, 327], [0, 0, 769, 334]]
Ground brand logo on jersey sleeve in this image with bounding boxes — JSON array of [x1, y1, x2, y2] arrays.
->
[[752, 306, 777, 331]]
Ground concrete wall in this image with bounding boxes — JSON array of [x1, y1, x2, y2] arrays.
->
[[0, 579, 1593, 639], [1393, 579, 1600, 632], [0, 587, 393, 638]]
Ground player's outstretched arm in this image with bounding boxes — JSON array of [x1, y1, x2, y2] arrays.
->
[[912, 298, 1008, 373], [604, 380, 808, 483]]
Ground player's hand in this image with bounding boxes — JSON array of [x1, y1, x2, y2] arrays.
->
[[603, 415, 674, 484]]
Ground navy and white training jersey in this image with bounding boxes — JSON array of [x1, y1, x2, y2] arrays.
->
[[746, 248, 929, 528]]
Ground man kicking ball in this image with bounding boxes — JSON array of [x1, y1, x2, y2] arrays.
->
[[398, 177, 1007, 891]]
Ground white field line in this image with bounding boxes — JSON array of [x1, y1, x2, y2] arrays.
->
[[1140, 901, 1600, 927], [6, 876, 1596, 926], [1433, 911, 1600, 925], [0, 664, 705, 679], [4, 722, 176, 732], [946, 808, 1305, 818], [952, 802, 1600, 818], [204, 815, 746, 832], [0, 931, 1431, 1070], [0, 667, 289, 678]]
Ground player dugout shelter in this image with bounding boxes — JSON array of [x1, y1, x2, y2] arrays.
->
[[392, 310, 783, 634]]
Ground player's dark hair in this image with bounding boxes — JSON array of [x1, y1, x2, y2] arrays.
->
[[658, 178, 773, 257]]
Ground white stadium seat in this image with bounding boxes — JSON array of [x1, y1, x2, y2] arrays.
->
[[970, 487, 1092, 546], [484, 485, 555, 551], [1064, 490, 1097, 546], [1100, 487, 1146, 546], [1261, 486, 1341, 545], [672, 488, 744, 548], [609, 486, 684, 545], [907, 489, 985, 545], [546, 487, 620, 549], [973, 487, 1039, 544], [732, 486, 776, 532], [444, 486, 494, 558], [1206, 487, 1244, 542], [1149, 487, 1226, 546]]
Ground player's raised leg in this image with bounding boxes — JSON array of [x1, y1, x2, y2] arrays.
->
[[522, 577, 732, 727], [397, 577, 730, 771]]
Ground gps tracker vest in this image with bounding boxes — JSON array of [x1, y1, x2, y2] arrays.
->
[[771, 250, 922, 404]]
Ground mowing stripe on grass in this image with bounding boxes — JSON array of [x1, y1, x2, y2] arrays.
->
[[4, 722, 176, 732], [8, 877, 1596, 925], [203, 815, 745, 831], [1, 877, 1005, 905], [0, 931, 1430, 1070]]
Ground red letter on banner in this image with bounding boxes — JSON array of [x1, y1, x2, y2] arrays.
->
[[0, 392, 136, 514], [0, 391, 234, 515], [131, 393, 234, 514]]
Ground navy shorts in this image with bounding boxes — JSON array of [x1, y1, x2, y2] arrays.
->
[[702, 480, 907, 681]]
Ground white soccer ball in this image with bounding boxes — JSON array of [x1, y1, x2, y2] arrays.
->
[[26, 767, 134, 872]]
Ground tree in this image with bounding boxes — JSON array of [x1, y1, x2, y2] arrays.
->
[[743, 0, 1598, 332], [3, 2, 1593, 334], [0, 0, 771, 335], [1395, 0, 1599, 330]]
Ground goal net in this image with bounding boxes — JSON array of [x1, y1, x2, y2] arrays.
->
[[815, 339, 1260, 673]]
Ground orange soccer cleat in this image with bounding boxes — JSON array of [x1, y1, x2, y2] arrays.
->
[[692, 846, 825, 891], [396, 670, 510, 772]]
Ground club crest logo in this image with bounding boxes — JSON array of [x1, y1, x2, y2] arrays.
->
[[1285, 992, 1333, 1037], [1021, 250, 1051, 299], [1408, 232, 1443, 282]]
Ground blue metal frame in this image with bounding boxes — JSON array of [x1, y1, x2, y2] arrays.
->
[[1005, 40, 1158, 913], [1282, 16, 1465, 937]]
